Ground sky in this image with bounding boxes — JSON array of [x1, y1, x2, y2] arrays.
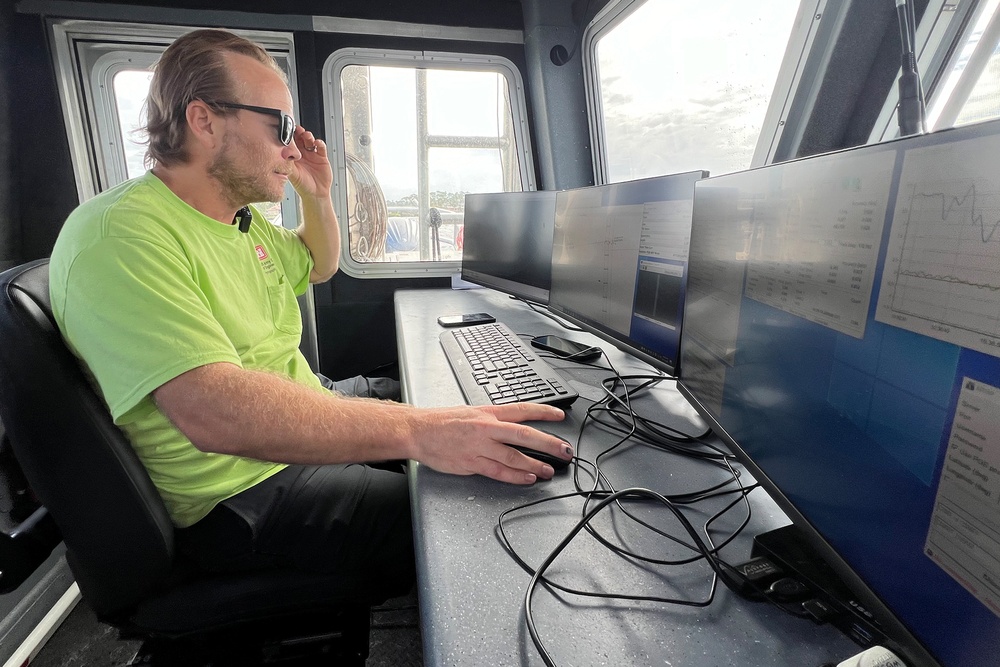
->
[[596, 0, 802, 181], [113, 0, 805, 198]]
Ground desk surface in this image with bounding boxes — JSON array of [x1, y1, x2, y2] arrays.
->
[[395, 287, 860, 667]]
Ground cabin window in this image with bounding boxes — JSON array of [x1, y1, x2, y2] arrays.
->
[[585, 0, 803, 182], [866, 0, 1000, 141], [925, 0, 1000, 130], [325, 50, 534, 277], [51, 22, 297, 229], [112, 69, 155, 182]]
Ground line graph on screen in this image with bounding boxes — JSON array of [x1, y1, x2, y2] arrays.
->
[[876, 136, 1000, 356]]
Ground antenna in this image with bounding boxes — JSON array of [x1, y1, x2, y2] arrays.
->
[[895, 0, 927, 136]]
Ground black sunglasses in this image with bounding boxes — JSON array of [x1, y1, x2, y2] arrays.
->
[[212, 102, 296, 146]]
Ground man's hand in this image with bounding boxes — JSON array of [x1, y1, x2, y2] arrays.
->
[[288, 125, 333, 199], [408, 403, 572, 485], [287, 124, 341, 282], [155, 364, 571, 486]]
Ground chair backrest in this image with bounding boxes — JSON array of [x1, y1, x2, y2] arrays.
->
[[0, 259, 175, 618]]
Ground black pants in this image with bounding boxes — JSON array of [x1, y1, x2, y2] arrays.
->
[[176, 374, 414, 605]]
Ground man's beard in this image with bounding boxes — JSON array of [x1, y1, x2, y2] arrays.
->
[[208, 132, 283, 209]]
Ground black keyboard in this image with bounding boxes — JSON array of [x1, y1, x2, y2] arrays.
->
[[439, 322, 578, 408]]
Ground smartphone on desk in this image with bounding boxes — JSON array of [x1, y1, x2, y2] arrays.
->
[[436, 312, 496, 328], [530, 335, 602, 361]]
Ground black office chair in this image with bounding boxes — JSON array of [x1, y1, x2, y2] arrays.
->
[[0, 259, 371, 666]]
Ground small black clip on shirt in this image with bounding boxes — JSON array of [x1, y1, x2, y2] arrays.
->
[[234, 206, 252, 233]]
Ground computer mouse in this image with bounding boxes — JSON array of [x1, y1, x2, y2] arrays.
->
[[509, 444, 571, 471]]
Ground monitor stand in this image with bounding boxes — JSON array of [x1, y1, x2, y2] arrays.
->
[[751, 524, 887, 649]]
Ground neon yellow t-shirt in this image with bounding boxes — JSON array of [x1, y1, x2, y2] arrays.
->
[[50, 172, 318, 527]]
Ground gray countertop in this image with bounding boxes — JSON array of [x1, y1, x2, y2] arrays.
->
[[395, 286, 860, 667]]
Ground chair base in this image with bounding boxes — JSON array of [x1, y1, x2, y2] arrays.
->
[[124, 609, 371, 666]]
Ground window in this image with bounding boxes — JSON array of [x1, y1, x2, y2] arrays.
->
[[869, 0, 1000, 141], [51, 21, 297, 229], [112, 69, 155, 181], [930, 0, 1000, 129], [325, 50, 534, 277], [585, 0, 803, 182]]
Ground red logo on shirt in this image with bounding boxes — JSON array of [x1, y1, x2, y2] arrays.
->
[[255, 245, 269, 261]]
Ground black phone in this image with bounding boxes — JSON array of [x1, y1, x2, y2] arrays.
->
[[436, 312, 496, 328], [530, 335, 602, 361]]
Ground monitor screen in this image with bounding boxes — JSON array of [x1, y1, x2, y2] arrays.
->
[[679, 119, 1000, 667], [548, 171, 708, 375], [461, 191, 558, 304]]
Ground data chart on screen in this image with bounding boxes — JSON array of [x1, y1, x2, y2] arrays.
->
[[876, 135, 1000, 357], [744, 151, 894, 339]]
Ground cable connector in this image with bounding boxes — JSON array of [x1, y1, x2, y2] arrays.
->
[[731, 556, 783, 598], [801, 597, 838, 623]]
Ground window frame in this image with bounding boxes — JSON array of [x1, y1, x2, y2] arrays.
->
[[581, 0, 825, 183], [91, 50, 160, 187], [50, 19, 301, 232], [869, 0, 996, 142], [323, 47, 536, 279]]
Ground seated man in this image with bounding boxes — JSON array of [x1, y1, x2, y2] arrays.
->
[[49, 28, 572, 603]]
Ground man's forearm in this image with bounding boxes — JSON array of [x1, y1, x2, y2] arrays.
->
[[298, 194, 341, 282], [153, 361, 572, 484], [154, 362, 415, 464]]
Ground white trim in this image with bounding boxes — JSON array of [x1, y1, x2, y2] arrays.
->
[[90, 50, 160, 188], [2, 583, 81, 667], [582, 0, 636, 184], [927, 0, 1000, 129], [752, 0, 827, 167], [323, 48, 535, 279], [312, 15, 523, 44]]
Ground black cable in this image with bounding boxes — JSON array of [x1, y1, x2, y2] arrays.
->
[[491, 342, 806, 665], [895, 0, 926, 135], [592, 375, 720, 451], [520, 487, 748, 667], [498, 356, 753, 574], [582, 472, 757, 568], [510, 296, 587, 331], [498, 488, 728, 602], [574, 402, 755, 568], [588, 404, 725, 459], [568, 368, 725, 499]]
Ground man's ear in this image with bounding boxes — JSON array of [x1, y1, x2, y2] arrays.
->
[[186, 100, 222, 151]]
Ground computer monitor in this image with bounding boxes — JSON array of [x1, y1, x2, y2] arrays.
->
[[461, 191, 558, 304], [548, 171, 708, 375], [679, 119, 1000, 667]]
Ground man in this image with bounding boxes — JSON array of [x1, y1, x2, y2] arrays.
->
[[49, 29, 571, 603]]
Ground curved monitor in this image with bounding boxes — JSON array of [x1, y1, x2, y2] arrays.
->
[[461, 191, 558, 304], [548, 171, 707, 375], [680, 119, 1000, 667]]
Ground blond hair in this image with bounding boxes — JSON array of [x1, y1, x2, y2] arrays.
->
[[143, 29, 286, 167]]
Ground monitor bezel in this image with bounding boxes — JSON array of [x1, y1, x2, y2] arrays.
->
[[546, 170, 708, 377], [460, 190, 558, 306], [677, 381, 940, 667], [672, 120, 1000, 667]]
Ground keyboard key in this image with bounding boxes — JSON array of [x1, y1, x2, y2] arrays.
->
[[439, 322, 578, 408]]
